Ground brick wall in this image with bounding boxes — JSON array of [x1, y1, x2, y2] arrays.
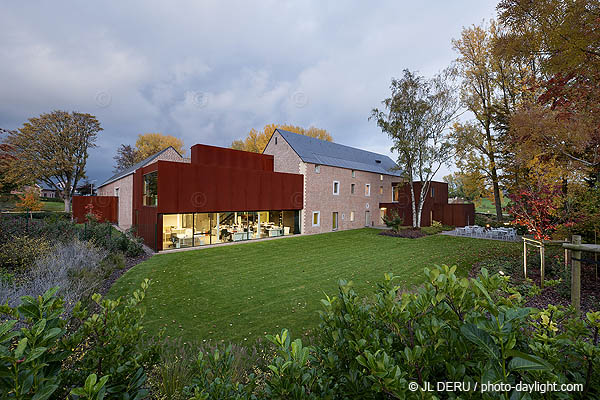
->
[[263, 130, 303, 174], [264, 130, 403, 235], [303, 163, 398, 234]]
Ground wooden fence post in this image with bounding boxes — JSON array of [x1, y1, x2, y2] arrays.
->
[[571, 235, 582, 315], [564, 238, 568, 275], [523, 239, 527, 279], [540, 240, 545, 288]]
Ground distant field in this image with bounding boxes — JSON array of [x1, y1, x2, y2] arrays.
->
[[0, 193, 65, 212], [475, 197, 509, 215]]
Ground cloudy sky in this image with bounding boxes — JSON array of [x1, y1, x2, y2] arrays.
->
[[0, 1, 498, 184]]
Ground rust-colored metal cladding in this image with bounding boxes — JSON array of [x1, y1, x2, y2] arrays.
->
[[133, 163, 159, 250], [132, 145, 304, 251], [380, 181, 474, 227], [191, 144, 274, 171], [72, 195, 118, 224]]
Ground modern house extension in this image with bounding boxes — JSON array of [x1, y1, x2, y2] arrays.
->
[[74, 129, 474, 252], [89, 144, 304, 251]]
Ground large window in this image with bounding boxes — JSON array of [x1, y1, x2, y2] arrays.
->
[[162, 210, 298, 249], [143, 171, 158, 206]]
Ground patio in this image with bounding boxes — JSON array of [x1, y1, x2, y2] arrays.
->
[[442, 225, 519, 241]]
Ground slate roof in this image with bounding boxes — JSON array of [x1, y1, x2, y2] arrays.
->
[[274, 129, 402, 176], [98, 146, 179, 188]]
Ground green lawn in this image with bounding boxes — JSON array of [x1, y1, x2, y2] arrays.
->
[[109, 229, 519, 344], [0, 194, 65, 212], [475, 197, 509, 215]]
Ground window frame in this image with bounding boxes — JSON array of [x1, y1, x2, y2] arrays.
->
[[143, 171, 158, 207], [312, 211, 320, 227], [333, 180, 340, 195], [352, 170, 356, 178], [350, 211, 355, 222], [351, 183, 355, 194], [365, 184, 371, 197], [315, 164, 321, 174]]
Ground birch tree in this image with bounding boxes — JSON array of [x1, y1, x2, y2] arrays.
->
[[7, 111, 102, 212], [371, 69, 458, 227]]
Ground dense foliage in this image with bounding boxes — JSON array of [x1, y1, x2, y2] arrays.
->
[[0, 281, 157, 399], [1, 265, 598, 398]]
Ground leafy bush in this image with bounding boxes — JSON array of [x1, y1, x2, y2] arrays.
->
[[181, 265, 599, 399], [0, 287, 70, 399], [80, 220, 144, 257], [0, 281, 158, 399], [0, 234, 51, 272], [381, 209, 403, 232], [62, 279, 159, 399]]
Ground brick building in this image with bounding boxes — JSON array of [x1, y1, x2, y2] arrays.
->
[[79, 129, 473, 251], [263, 129, 402, 233]]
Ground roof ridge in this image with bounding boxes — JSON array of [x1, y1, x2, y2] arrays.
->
[[98, 146, 178, 187], [275, 129, 401, 176]]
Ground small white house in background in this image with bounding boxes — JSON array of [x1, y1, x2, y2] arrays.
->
[[11, 184, 41, 197]]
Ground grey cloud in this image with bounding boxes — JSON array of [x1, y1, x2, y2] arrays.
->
[[0, 0, 497, 182]]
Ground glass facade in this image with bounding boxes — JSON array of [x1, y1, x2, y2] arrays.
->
[[161, 210, 298, 250]]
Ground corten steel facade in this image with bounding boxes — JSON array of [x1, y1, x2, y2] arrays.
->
[[72, 195, 118, 224], [132, 144, 304, 251], [380, 181, 475, 227]]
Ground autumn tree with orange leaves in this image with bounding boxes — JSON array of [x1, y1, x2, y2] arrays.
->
[[231, 123, 332, 153]]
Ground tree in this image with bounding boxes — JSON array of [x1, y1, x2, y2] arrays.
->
[[497, 0, 600, 176], [0, 128, 17, 193], [112, 144, 139, 173], [113, 134, 185, 173], [16, 187, 43, 219], [77, 179, 97, 196], [6, 111, 101, 212], [451, 20, 531, 221], [371, 69, 459, 227], [135, 133, 185, 161], [231, 124, 333, 153], [443, 170, 486, 201]]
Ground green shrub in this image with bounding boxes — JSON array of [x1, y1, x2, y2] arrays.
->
[[0, 281, 158, 399], [381, 209, 403, 232], [62, 279, 159, 399], [0, 235, 51, 272], [181, 265, 599, 399], [0, 287, 71, 399]]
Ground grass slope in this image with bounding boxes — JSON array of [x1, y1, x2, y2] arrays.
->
[[109, 229, 519, 344]]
